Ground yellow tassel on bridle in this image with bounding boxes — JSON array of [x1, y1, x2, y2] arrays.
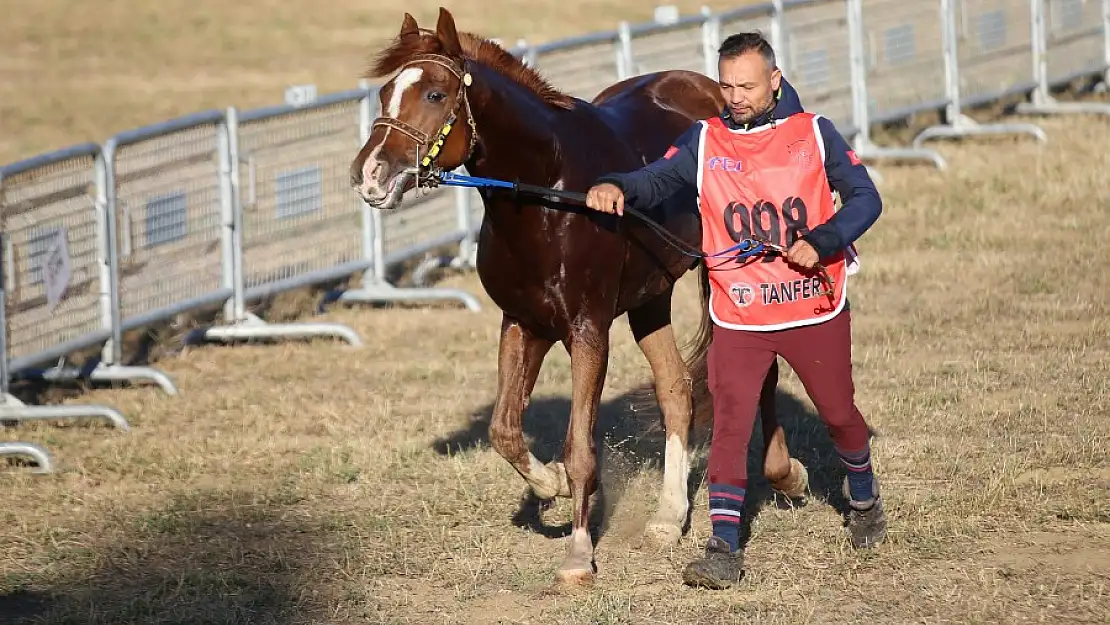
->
[[420, 121, 456, 167]]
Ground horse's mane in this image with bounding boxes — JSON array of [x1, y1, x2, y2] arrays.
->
[[365, 29, 576, 110]]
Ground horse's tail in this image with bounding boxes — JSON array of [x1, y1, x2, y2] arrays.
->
[[683, 260, 715, 429]]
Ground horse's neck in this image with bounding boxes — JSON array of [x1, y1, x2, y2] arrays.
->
[[465, 66, 565, 182]]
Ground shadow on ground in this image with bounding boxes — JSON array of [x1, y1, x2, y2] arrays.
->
[[0, 489, 359, 625], [432, 373, 866, 548]]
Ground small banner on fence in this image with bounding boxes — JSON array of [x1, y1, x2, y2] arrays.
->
[[43, 227, 71, 312]]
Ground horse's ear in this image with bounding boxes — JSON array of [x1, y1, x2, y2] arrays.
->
[[399, 12, 419, 38], [435, 7, 463, 57]]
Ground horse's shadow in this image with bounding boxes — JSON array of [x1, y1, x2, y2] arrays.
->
[[431, 376, 868, 549]]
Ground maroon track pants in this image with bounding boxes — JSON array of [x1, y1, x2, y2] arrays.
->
[[706, 309, 872, 489]]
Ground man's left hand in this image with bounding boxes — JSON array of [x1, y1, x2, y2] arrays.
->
[[785, 240, 819, 269]]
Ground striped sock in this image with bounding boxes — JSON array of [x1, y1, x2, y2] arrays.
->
[[838, 445, 875, 503], [708, 482, 746, 552]]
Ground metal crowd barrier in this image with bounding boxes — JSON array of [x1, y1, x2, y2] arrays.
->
[[0, 226, 129, 475], [2, 0, 1109, 472], [913, 0, 1049, 146], [1017, 0, 1110, 115]]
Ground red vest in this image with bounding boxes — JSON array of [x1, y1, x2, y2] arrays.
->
[[697, 113, 859, 331]]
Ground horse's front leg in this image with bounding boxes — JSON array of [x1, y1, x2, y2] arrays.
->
[[488, 315, 568, 499], [554, 321, 609, 586]]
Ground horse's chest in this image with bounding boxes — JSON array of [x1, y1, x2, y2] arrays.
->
[[477, 261, 566, 333], [474, 209, 622, 334]]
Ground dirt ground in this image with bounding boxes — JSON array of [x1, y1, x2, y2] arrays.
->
[[2, 1, 1110, 624]]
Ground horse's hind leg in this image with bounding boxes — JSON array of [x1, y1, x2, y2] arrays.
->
[[759, 359, 809, 499], [489, 315, 569, 500], [628, 290, 692, 548]]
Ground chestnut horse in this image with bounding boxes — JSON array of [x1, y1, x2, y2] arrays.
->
[[350, 7, 809, 585]]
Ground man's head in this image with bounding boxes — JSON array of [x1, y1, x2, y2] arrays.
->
[[717, 32, 781, 126]]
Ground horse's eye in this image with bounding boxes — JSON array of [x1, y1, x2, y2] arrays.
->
[[426, 91, 446, 103]]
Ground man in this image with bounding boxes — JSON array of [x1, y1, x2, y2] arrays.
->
[[585, 32, 887, 589]]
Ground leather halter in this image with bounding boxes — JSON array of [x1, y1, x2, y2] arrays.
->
[[370, 53, 478, 173]]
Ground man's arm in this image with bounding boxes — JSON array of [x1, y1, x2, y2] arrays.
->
[[593, 121, 702, 208], [801, 117, 883, 259]]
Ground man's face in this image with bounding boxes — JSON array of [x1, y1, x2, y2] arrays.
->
[[718, 50, 781, 126]]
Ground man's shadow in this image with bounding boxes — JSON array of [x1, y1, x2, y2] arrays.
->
[[431, 378, 868, 549]]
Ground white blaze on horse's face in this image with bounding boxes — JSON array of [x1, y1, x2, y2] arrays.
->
[[387, 67, 424, 117], [357, 67, 425, 207]]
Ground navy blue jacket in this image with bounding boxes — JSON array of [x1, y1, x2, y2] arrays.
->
[[596, 78, 882, 261]]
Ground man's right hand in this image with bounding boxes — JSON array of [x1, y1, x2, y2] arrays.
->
[[585, 183, 625, 216]]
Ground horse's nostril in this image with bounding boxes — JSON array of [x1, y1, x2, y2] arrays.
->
[[351, 160, 385, 190]]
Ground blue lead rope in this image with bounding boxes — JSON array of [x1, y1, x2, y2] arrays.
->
[[438, 171, 516, 190], [429, 170, 770, 264]]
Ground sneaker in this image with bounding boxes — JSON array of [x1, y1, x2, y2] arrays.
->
[[682, 536, 745, 589], [842, 475, 887, 549]]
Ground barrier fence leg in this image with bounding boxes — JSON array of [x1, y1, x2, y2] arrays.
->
[[0, 395, 130, 432], [1015, 0, 1110, 116], [913, 0, 1048, 147], [338, 277, 482, 311], [200, 311, 363, 346], [82, 142, 178, 395], [26, 361, 177, 397], [0, 442, 54, 474], [335, 199, 482, 312]]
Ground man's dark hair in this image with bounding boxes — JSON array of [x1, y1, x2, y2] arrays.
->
[[717, 31, 777, 70]]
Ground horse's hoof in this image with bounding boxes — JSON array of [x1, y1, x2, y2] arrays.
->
[[555, 536, 595, 588], [771, 458, 809, 500], [643, 521, 682, 548], [530, 484, 560, 501], [530, 462, 571, 500], [554, 566, 596, 587]]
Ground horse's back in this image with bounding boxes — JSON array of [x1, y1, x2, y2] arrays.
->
[[587, 70, 725, 313], [592, 70, 724, 158]]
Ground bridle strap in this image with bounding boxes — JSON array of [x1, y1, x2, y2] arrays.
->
[[371, 116, 431, 145]]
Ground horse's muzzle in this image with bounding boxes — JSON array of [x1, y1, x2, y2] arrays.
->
[[358, 171, 413, 209]]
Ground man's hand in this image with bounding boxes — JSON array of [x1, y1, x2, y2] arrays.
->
[[785, 239, 819, 269], [585, 183, 625, 216]]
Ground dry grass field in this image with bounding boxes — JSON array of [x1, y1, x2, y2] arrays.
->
[[0, 0, 758, 164], [3, 1, 1110, 624]]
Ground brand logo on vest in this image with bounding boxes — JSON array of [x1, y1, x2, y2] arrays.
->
[[706, 156, 743, 173], [785, 139, 812, 167], [728, 282, 756, 307]]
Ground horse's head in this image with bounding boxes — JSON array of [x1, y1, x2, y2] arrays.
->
[[351, 8, 478, 208]]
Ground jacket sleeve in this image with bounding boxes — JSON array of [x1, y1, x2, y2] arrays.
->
[[594, 121, 701, 208], [802, 116, 883, 259]]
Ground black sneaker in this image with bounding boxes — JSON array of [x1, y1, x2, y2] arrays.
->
[[682, 536, 745, 589], [842, 475, 887, 549]]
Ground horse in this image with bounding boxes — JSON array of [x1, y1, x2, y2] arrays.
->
[[349, 7, 810, 586]]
